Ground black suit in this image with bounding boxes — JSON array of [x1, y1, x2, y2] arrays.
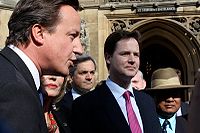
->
[[189, 70, 200, 133], [70, 81, 162, 133], [0, 47, 48, 133], [176, 116, 188, 133], [52, 90, 73, 133]]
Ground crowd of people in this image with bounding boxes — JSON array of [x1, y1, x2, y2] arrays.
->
[[0, 0, 200, 133]]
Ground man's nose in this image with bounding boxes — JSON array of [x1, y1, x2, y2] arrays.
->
[[166, 97, 174, 102], [86, 73, 93, 80], [128, 54, 136, 63], [74, 39, 84, 56]]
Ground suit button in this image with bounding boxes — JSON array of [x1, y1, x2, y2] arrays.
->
[[63, 123, 68, 127]]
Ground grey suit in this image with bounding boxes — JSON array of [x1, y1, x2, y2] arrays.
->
[[0, 47, 48, 133]]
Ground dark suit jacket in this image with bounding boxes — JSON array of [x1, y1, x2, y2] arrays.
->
[[188, 70, 200, 133], [0, 47, 48, 133], [52, 90, 73, 133], [180, 102, 189, 116], [176, 116, 188, 133], [70, 81, 162, 133]]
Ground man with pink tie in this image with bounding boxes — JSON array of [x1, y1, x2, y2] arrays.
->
[[70, 30, 162, 133]]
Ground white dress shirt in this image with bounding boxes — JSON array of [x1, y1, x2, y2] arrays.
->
[[176, 107, 182, 116], [71, 88, 81, 100]]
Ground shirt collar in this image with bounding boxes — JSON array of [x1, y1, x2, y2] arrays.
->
[[106, 77, 135, 99], [72, 88, 81, 100], [8, 45, 40, 90], [159, 114, 176, 131]]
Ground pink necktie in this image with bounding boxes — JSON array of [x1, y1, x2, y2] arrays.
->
[[123, 91, 142, 133]]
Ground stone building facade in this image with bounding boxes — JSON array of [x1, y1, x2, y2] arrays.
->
[[80, 0, 200, 90], [1, 0, 200, 91]]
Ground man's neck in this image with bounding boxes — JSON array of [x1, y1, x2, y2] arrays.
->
[[72, 85, 90, 95], [109, 76, 131, 89], [157, 109, 175, 119]]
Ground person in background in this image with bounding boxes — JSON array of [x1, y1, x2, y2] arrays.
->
[[0, 0, 83, 132], [41, 75, 66, 133], [52, 54, 96, 133], [70, 30, 162, 133], [188, 68, 200, 133], [145, 67, 194, 133], [131, 70, 146, 90], [173, 68, 190, 117], [69, 54, 96, 99]]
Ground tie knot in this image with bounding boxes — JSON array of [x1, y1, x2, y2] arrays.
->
[[162, 119, 170, 129], [123, 91, 131, 101]]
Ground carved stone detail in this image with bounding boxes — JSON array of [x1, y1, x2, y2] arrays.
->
[[171, 16, 200, 41], [110, 15, 200, 42], [111, 19, 141, 32], [189, 17, 200, 34], [80, 19, 90, 53]]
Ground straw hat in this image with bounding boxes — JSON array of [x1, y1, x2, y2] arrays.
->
[[147, 67, 194, 91]]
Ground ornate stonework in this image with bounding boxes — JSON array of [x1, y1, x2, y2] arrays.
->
[[110, 15, 200, 42], [80, 19, 90, 53]]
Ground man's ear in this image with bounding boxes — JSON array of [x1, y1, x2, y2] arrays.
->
[[143, 80, 146, 89], [31, 24, 45, 46], [105, 53, 111, 65]]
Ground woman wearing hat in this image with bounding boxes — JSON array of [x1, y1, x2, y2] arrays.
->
[[146, 67, 194, 133]]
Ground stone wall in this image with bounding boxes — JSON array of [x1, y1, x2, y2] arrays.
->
[[0, 0, 16, 48], [0, 9, 12, 48], [1, 0, 200, 81]]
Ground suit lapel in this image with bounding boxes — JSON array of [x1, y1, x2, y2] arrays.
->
[[0, 47, 41, 106], [0, 47, 37, 89], [56, 90, 73, 114], [0, 47, 48, 132], [52, 91, 73, 133], [175, 116, 188, 133], [133, 89, 149, 132], [96, 81, 131, 133]]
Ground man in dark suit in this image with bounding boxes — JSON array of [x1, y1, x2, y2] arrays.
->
[[0, 0, 82, 132], [69, 53, 97, 99], [52, 54, 96, 133], [145, 67, 194, 133], [70, 30, 162, 133], [188, 69, 200, 133]]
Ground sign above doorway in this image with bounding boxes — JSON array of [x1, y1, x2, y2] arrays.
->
[[136, 6, 177, 13]]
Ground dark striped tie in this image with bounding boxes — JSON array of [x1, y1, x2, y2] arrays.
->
[[162, 119, 170, 133]]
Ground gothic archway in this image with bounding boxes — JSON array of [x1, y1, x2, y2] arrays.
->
[[132, 18, 200, 87]]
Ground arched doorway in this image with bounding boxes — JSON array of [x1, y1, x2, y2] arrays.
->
[[140, 39, 183, 88], [132, 18, 200, 88]]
